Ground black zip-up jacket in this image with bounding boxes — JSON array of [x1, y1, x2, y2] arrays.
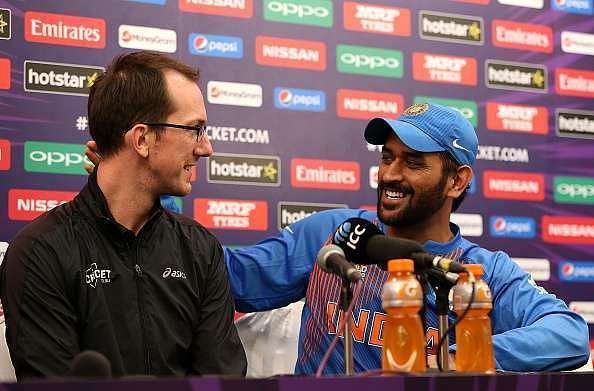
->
[[0, 172, 247, 379]]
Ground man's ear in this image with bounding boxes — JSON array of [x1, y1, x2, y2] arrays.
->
[[126, 124, 153, 158], [447, 165, 473, 199]]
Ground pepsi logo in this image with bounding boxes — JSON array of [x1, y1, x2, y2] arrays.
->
[[278, 89, 293, 105], [193, 35, 209, 52], [562, 262, 575, 276], [494, 217, 506, 232]]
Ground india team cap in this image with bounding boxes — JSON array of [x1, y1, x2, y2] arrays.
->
[[364, 102, 479, 166]]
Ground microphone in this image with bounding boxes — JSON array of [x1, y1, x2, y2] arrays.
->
[[67, 350, 112, 379], [316, 244, 362, 282], [332, 218, 467, 274]]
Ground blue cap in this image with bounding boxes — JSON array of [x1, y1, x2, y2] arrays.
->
[[364, 102, 478, 166]]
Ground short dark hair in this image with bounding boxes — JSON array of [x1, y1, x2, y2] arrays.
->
[[88, 51, 200, 157], [439, 152, 467, 212]]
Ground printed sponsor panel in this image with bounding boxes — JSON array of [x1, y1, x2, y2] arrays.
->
[[255, 36, 326, 71], [556, 67, 594, 98], [569, 301, 594, 324], [551, 0, 594, 15], [263, 0, 333, 28], [560, 261, 594, 282], [336, 89, 404, 120], [24, 11, 106, 48], [274, 87, 325, 112], [188, 33, 243, 58], [486, 102, 548, 135], [0, 58, 10, 89], [485, 59, 547, 93], [194, 198, 268, 230], [277, 201, 348, 230], [24, 60, 104, 96], [489, 216, 536, 238], [412, 52, 477, 86], [450, 213, 483, 237], [561, 31, 594, 56], [414, 96, 477, 127], [556, 108, 594, 139], [336, 44, 403, 78], [491, 19, 552, 53], [207, 80, 262, 107], [513, 258, 550, 281], [497, 0, 544, 8], [483, 170, 545, 201], [8, 189, 77, 221], [419, 10, 484, 45], [0, 139, 10, 171], [207, 152, 281, 186], [24, 141, 91, 175], [178, 0, 253, 18], [0, 8, 11, 40], [291, 158, 360, 190], [554, 176, 594, 205], [343, 2, 411, 36], [542, 216, 594, 244], [118, 24, 177, 53]]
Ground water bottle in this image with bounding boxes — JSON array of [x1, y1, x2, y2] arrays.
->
[[453, 263, 495, 373], [381, 259, 426, 373]]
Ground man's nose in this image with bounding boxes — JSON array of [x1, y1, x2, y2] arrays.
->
[[195, 134, 213, 157]]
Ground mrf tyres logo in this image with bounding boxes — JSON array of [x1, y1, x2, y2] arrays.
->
[[412, 52, 477, 86], [485, 60, 547, 93], [556, 109, 594, 139], [25, 141, 91, 175], [274, 87, 325, 112], [486, 102, 548, 134], [85, 263, 112, 288], [343, 2, 411, 36], [278, 202, 347, 230], [208, 153, 280, 186], [419, 10, 483, 45], [554, 176, 594, 205], [336, 44, 403, 78], [194, 198, 268, 230], [24, 60, 103, 96], [263, 0, 333, 28]]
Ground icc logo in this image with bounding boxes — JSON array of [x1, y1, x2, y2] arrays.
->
[[278, 89, 293, 105], [193, 35, 209, 52]]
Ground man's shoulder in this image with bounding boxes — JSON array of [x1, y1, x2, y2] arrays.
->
[[161, 209, 219, 243]]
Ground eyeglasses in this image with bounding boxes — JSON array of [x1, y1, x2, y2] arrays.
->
[[142, 122, 207, 140]]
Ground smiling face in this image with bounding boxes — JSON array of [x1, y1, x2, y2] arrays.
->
[[377, 133, 451, 228], [147, 70, 212, 197]]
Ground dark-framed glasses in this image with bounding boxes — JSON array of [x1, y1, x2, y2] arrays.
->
[[142, 122, 207, 140]]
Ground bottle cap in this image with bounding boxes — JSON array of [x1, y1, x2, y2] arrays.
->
[[388, 259, 414, 273], [463, 263, 484, 277]]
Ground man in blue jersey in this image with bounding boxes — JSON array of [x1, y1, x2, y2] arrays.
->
[[87, 103, 590, 373]]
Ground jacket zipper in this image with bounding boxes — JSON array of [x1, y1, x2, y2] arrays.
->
[[134, 243, 151, 375]]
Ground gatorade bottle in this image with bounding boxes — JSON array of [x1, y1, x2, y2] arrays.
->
[[453, 264, 495, 373], [381, 259, 426, 373]]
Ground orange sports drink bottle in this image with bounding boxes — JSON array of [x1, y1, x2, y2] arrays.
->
[[381, 259, 426, 373], [453, 263, 495, 373]]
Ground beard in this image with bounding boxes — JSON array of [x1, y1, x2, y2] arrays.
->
[[377, 174, 449, 227]]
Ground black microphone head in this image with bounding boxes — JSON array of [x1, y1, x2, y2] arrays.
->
[[365, 236, 424, 270], [316, 244, 345, 273], [332, 218, 383, 263], [67, 350, 112, 379]]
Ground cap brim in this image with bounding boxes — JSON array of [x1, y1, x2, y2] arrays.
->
[[364, 117, 445, 153]]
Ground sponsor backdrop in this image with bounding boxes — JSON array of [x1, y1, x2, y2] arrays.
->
[[1, 0, 594, 344]]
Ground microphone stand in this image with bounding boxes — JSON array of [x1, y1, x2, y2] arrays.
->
[[339, 277, 354, 375], [426, 268, 457, 371]]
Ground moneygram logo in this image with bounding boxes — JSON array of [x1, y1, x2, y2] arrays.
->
[[24, 11, 105, 48], [486, 102, 548, 135], [542, 216, 594, 244], [413, 52, 477, 86], [274, 87, 325, 112], [554, 176, 594, 205], [291, 158, 360, 190], [256, 36, 326, 71], [497, 0, 544, 8], [0, 139, 10, 171], [207, 81, 262, 107], [560, 261, 594, 282], [556, 108, 594, 139], [556, 67, 594, 98], [561, 31, 594, 56], [118, 24, 177, 53], [419, 11, 483, 45], [552, 0, 594, 15], [336, 44, 403, 78], [8, 189, 77, 221], [178, 0, 253, 18], [336, 89, 404, 120], [208, 153, 280, 186], [194, 198, 267, 230], [24, 60, 103, 96], [489, 216, 535, 238], [24, 141, 91, 175], [450, 213, 483, 237], [0, 58, 9, 89], [263, 0, 333, 27], [0, 8, 11, 40], [486, 60, 547, 93], [414, 96, 477, 126], [278, 202, 347, 230], [188, 33, 243, 58], [513, 258, 550, 281], [483, 170, 545, 201], [492, 19, 552, 53], [343, 2, 411, 36]]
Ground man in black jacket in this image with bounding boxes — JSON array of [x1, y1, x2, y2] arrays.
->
[[0, 51, 247, 379]]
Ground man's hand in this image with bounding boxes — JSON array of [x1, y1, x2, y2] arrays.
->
[[428, 353, 456, 370], [84, 140, 101, 174]]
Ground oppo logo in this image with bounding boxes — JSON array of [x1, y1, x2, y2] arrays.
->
[[340, 53, 399, 69], [267, 1, 329, 18], [29, 150, 89, 167]]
